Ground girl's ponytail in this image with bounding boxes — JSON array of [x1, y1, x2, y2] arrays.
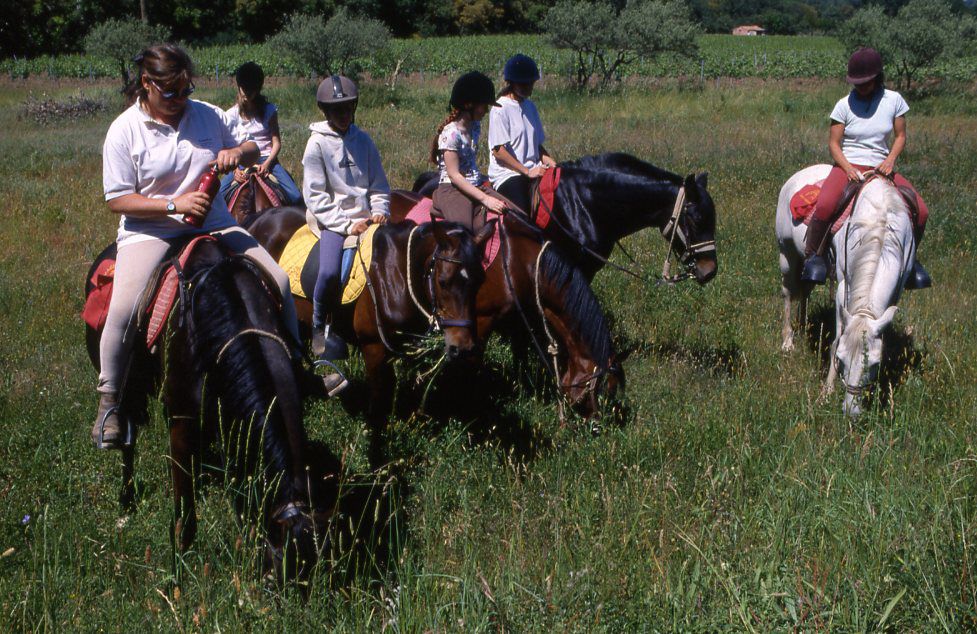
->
[[429, 108, 461, 164]]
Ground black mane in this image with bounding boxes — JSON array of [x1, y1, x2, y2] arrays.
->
[[562, 152, 682, 185]]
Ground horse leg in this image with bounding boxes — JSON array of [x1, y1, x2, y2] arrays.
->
[[780, 251, 803, 352], [362, 342, 394, 471], [820, 338, 840, 402], [120, 442, 136, 512], [169, 414, 198, 551]]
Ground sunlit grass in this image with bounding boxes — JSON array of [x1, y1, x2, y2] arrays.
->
[[1, 75, 976, 630]]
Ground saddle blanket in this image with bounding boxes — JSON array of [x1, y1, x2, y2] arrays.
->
[[81, 235, 216, 349], [404, 197, 502, 270], [225, 170, 283, 210], [534, 166, 561, 229], [278, 223, 379, 305], [789, 179, 852, 235]]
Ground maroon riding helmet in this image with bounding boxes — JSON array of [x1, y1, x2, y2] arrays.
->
[[846, 48, 883, 85]]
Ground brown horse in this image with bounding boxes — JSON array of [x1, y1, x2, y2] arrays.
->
[[226, 166, 286, 225], [249, 206, 623, 424], [246, 207, 495, 467], [85, 238, 336, 582]]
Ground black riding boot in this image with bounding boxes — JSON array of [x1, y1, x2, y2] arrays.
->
[[801, 218, 832, 284]]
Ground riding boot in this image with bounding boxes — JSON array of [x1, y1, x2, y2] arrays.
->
[[801, 218, 832, 285], [313, 322, 349, 397], [905, 227, 932, 290], [91, 392, 123, 449]]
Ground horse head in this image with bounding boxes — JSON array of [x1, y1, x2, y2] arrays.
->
[[427, 220, 496, 361], [668, 172, 717, 285], [836, 305, 897, 417]]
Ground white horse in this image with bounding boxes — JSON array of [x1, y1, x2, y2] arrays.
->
[[776, 164, 915, 416]]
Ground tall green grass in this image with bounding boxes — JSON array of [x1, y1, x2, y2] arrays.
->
[[1, 76, 976, 630]]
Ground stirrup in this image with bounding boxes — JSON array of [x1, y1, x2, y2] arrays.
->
[[801, 254, 828, 285], [313, 359, 349, 397], [93, 406, 134, 450]]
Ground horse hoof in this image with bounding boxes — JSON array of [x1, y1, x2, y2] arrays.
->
[[781, 339, 794, 353]]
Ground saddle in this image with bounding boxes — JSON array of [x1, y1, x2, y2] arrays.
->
[[82, 236, 234, 350], [529, 167, 561, 230], [404, 197, 502, 270], [790, 171, 921, 235], [278, 223, 380, 305], [225, 168, 284, 215]]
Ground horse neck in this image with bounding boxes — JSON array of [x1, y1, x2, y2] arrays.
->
[[841, 183, 910, 318], [564, 173, 681, 248], [185, 251, 307, 499]]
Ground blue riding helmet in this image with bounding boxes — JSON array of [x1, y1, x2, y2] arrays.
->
[[503, 54, 540, 84]]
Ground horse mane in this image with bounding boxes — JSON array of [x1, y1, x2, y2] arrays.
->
[[562, 153, 682, 185], [184, 245, 301, 500], [538, 246, 613, 369], [845, 179, 909, 319]]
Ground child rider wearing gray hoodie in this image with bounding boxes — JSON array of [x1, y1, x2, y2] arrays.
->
[[302, 75, 390, 395]]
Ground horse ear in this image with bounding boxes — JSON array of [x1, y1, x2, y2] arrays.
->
[[473, 219, 497, 250], [870, 306, 898, 336], [684, 173, 700, 202], [696, 172, 709, 189], [430, 220, 450, 248]]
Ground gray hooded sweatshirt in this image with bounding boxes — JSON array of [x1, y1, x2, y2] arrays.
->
[[302, 121, 390, 236]]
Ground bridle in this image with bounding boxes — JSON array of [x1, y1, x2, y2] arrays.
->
[[658, 185, 717, 285]]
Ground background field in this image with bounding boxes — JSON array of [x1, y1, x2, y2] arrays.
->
[[5, 33, 977, 83], [1, 71, 976, 631]]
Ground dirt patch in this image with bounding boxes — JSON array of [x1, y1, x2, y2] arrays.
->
[[21, 94, 108, 125]]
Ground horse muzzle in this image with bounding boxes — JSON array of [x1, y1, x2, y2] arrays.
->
[[693, 257, 718, 285]]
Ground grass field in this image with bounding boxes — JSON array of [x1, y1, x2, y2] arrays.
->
[[1, 75, 977, 631]]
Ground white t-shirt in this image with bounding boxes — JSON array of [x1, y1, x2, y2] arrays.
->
[[437, 120, 483, 186], [830, 88, 909, 168], [488, 96, 546, 188], [102, 99, 250, 245], [225, 102, 277, 158]]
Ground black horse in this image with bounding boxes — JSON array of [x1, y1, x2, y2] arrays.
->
[[408, 153, 718, 283], [85, 238, 336, 582]]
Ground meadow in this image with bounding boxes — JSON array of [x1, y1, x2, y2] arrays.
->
[[1, 72, 976, 631]]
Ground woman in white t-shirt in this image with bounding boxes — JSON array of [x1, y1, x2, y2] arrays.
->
[[218, 62, 302, 205], [488, 54, 557, 214], [93, 44, 301, 449], [802, 47, 930, 288]]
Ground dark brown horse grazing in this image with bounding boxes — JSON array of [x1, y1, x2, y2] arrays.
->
[[85, 238, 336, 582], [246, 207, 495, 467], [406, 153, 718, 284], [249, 206, 623, 424], [226, 167, 286, 225]]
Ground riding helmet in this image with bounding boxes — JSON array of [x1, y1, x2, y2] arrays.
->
[[316, 75, 358, 105], [449, 71, 500, 110], [503, 54, 540, 84], [846, 48, 883, 85]]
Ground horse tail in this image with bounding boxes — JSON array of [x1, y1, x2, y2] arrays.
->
[[537, 244, 615, 374], [184, 250, 304, 501]]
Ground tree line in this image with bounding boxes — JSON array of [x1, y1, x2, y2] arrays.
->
[[5, 0, 975, 59]]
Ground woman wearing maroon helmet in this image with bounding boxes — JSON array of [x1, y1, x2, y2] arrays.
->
[[802, 47, 930, 289]]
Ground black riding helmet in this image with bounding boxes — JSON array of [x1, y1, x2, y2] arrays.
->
[[503, 54, 540, 84], [449, 71, 500, 110]]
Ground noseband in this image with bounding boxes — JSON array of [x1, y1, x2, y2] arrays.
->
[[659, 186, 717, 285], [406, 225, 476, 333]]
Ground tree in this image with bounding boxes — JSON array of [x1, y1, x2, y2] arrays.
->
[[839, 0, 966, 90], [84, 18, 171, 91], [546, 0, 700, 89], [269, 8, 390, 77]]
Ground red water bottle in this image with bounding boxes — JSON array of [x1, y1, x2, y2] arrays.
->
[[184, 165, 221, 226]]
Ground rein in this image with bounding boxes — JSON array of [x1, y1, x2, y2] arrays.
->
[[658, 186, 716, 286]]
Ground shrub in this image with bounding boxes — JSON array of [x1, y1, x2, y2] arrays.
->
[[268, 8, 390, 78], [546, 0, 700, 90], [83, 18, 171, 92]]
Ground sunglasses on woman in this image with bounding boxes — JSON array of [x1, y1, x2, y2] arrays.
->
[[151, 80, 195, 100]]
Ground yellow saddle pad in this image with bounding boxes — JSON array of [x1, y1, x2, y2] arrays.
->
[[278, 223, 379, 305]]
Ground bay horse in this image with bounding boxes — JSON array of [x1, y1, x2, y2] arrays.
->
[[246, 207, 495, 467], [249, 207, 623, 427], [777, 165, 915, 416], [85, 238, 336, 581], [226, 166, 287, 225], [405, 153, 718, 284]]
